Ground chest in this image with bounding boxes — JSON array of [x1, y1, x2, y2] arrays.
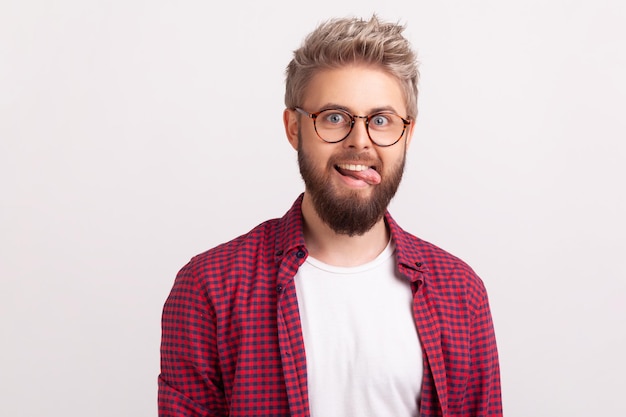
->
[[294, 257, 423, 417]]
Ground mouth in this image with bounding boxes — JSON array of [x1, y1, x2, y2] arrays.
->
[[334, 163, 382, 185], [335, 163, 374, 173]]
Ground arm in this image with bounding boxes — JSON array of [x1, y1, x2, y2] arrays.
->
[[464, 289, 503, 416], [158, 262, 227, 417]]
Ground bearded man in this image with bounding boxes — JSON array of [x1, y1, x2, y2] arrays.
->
[[158, 15, 503, 417]]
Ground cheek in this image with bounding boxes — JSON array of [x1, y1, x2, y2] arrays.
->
[[300, 137, 334, 166], [381, 149, 406, 174]]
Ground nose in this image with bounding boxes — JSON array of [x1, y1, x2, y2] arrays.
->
[[342, 116, 371, 149]]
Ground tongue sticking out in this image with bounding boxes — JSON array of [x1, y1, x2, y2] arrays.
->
[[337, 166, 381, 185]]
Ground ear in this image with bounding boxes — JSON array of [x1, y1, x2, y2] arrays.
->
[[283, 108, 299, 151]]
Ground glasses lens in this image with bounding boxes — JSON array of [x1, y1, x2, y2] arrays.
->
[[367, 113, 406, 146], [315, 109, 353, 143]]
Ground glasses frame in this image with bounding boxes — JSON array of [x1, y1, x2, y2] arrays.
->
[[294, 107, 411, 147]]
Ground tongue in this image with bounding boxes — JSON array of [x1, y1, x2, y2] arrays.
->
[[338, 167, 381, 185]]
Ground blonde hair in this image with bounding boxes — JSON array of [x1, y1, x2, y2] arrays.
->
[[285, 15, 419, 119]]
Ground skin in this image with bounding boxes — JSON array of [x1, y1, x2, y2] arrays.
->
[[283, 64, 415, 267]]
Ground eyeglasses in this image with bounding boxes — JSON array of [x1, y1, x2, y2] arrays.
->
[[295, 107, 411, 147]]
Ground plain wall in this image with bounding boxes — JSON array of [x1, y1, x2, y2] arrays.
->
[[1, 1, 625, 416]]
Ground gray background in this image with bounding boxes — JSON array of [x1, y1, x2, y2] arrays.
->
[[1, 0, 625, 416]]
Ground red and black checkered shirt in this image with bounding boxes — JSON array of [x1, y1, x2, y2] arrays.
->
[[158, 195, 503, 416]]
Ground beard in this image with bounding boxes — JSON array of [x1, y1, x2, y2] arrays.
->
[[297, 132, 406, 236]]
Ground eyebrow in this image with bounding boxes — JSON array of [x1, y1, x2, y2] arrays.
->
[[318, 103, 401, 115]]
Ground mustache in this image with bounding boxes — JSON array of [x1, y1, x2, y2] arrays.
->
[[328, 151, 382, 168]]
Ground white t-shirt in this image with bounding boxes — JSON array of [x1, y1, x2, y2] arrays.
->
[[294, 240, 423, 417]]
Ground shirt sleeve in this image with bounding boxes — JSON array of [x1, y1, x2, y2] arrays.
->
[[465, 288, 503, 416], [158, 262, 227, 417]]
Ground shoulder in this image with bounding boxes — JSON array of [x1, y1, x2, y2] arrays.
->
[[389, 217, 488, 304], [183, 217, 281, 278], [414, 235, 483, 288], [165, 218, 282, 310], [172, 195, 306, 295]]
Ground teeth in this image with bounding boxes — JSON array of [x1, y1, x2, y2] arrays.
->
[[337, 164, 368, 171]]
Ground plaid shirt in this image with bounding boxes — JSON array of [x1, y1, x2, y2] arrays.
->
[[159, 195, 503, 416]]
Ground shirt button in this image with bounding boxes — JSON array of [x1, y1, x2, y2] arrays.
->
[[277, 285, 283, 293], [415, 262, 422, 267], [296, 250, 306, 259]]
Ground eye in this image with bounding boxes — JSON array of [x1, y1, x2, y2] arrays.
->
[[324, 111, 349, 125], [370, 114, 391, 127]]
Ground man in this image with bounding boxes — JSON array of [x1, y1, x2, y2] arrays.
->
[[158, 16, 502, 417]]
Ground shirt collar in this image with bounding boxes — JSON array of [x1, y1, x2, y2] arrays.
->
[[275, 194, 429, 283], [385, 211, 429, 283], [273, 194, 308, 262]]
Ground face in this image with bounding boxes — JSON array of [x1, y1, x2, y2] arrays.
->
[[284, 64, 415, 236]]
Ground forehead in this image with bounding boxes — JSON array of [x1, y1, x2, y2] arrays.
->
[[302, 64, 406, 115]]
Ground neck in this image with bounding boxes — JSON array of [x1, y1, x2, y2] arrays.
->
[[300, 192, 390, 267]]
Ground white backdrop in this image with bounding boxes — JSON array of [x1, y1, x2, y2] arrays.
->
[[1, 1, 625, 416]]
